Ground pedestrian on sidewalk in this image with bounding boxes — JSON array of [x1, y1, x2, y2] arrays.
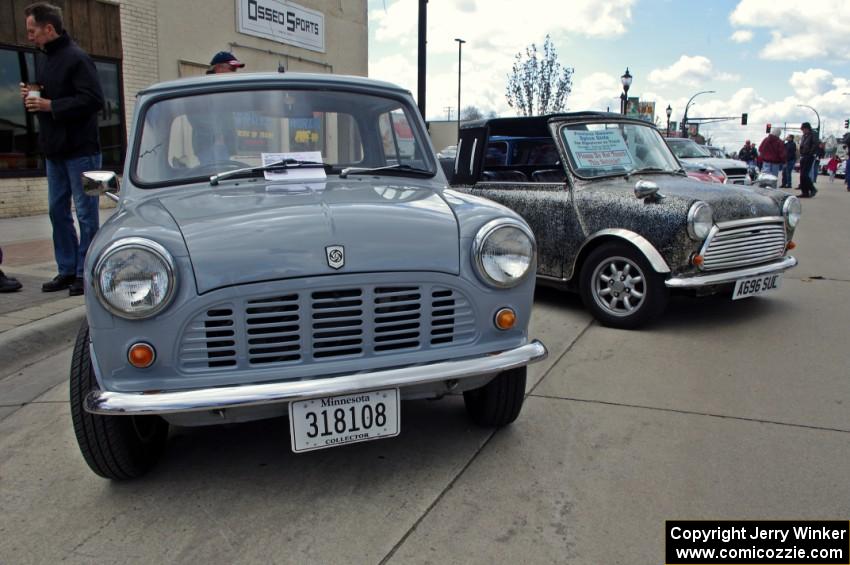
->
[[758, 127, 784, 177], [738, 140, 758, 169], [781, 134, 796, 188], [19, 2, 104, 297], [826, 155, 840, 182], [798, 122, 818, 198], [0, 247, 23, 293]]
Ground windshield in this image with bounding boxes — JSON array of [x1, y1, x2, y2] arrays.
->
[[559, 122, 681, 178], [133, 88, 435, 186], [667, 139, 712, 159]]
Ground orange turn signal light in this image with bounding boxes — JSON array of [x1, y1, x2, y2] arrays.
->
[[786, 241, 796, 250], [494, 308, 517, 331], [128, 343, 156, 369], [691, 254, 704, 267]]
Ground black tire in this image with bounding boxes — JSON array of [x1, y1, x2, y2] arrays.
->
[[70, 320, 169, 480], [579, 242, 669, 330], [463, 366, 527, 427]]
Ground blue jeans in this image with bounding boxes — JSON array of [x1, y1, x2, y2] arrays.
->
[[811, 160, 819, 182], [46, 154, 101, 278], [782, 161, 794, 187], [762, 162, 781, 176]]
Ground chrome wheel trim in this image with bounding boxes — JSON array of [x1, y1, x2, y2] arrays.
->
[[590, 255, 647, 317]]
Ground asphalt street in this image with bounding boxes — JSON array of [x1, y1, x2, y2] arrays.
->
[[1, 178, 849, 564]]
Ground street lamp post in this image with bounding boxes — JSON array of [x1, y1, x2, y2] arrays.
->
[[796, 104, 820, 135], [666, 104, 672, 137], [681, 90, 715, 138], [455, 38, 465, 139], [620, 67, 632, 115]]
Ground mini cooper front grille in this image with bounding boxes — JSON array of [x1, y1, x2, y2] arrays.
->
[[178, 284, 477, 371], [701, 219, 787, 271]]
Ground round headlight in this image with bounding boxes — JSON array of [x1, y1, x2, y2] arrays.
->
[[473, 219, 535, 288], [94, 238, 177, 319], [687, 201, 713, 240], [783, 195, 801, 230]]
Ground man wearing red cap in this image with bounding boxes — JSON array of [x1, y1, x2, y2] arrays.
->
[[207, 51, 245, 74]]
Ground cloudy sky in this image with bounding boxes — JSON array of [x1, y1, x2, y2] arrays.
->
[[368, 0, 850, 152]]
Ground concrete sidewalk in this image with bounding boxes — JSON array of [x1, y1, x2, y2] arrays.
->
[[0, 211, 112, 375]]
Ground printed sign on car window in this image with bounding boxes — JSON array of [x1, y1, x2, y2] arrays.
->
[[562, 129, 634, 170]]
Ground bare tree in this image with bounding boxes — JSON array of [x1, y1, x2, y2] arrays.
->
[[461, 105, 484, 121], [505, 35, 573, 116]]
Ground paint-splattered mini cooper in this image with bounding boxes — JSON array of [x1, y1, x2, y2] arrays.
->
[[450, 114, 801, 329], [72, 73, 547, 479]]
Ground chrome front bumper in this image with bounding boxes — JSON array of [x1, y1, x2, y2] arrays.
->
[[85, 340, 548, 416], [665, 256, 797, 289]]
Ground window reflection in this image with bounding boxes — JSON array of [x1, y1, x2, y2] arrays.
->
[[0, 46, 124, 175]]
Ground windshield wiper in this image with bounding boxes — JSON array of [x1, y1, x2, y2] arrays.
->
[[625, 167, 677, 179], [339, 163, 434, 179], [209, 159, 325, 186]]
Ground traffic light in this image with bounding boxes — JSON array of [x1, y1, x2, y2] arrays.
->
[[741, 113, 748, 125], [765, 123, 771, 134], [845, 119, 849, 129]]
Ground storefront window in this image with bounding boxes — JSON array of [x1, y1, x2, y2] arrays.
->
[[0, 45, 125, 176]]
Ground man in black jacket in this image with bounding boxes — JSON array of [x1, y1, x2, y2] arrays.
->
[[798, 122, 818, 198], [782, 134, 796, 188], [20, 2, 104, 296]]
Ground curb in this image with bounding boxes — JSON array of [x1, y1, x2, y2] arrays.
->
[[0, 306, 85, 377]]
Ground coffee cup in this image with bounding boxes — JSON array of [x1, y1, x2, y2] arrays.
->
[[26, 84, 41, 98]]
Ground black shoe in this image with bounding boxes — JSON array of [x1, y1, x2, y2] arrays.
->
[[812, 188, 818, 196], [68, 277, 84, 296], [0, 270, 22, 293], [799, 193, 811, 198], [42, 273, 76, 292]]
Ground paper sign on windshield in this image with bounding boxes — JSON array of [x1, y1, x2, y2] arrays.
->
[[563, 129, 633, 170], [262, 151, 327, 181]]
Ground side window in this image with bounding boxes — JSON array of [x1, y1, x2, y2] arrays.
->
[[378, 109, 416, 165]]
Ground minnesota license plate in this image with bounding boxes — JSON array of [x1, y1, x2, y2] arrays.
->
[[732, 273, 783, 300], [288, 388, 400, 453]]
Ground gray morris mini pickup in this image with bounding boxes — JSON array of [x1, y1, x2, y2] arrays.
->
[[448, 114, 800, 329], [72, 73, 547, 479]]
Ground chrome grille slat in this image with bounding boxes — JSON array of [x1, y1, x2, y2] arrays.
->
[[702, 220, 786, 271]]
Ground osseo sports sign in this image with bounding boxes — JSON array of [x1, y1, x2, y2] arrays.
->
[[237, 0, 325, 53]]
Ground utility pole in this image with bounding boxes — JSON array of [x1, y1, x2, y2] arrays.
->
[[444, 106, 453, 121]]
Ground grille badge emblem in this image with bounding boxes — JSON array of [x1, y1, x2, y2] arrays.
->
[[326, 245, 345, 269]]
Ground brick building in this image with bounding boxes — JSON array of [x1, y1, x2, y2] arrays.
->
[[0, 0, 368, 218]]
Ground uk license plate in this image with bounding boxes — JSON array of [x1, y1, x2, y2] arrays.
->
[[288, 388, 400, 453], [732, 273, 783, 300]]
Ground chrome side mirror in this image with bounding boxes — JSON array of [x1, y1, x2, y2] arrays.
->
[[82, 171, 120, 201], [634, 180, 663, 201]]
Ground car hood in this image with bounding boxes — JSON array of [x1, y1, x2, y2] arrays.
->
[[154, 178, 460, 293], [680, 156, 747, 170], [586, 174, 786, 222]]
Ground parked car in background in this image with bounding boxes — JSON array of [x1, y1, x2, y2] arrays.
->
[[705, 145, 728, 159], [451, 113, 801, 329], [436, 145, 457, 159], [72, 73, 547, 480], [667, 138, 750, 185], [681, 160, 726, 184]]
